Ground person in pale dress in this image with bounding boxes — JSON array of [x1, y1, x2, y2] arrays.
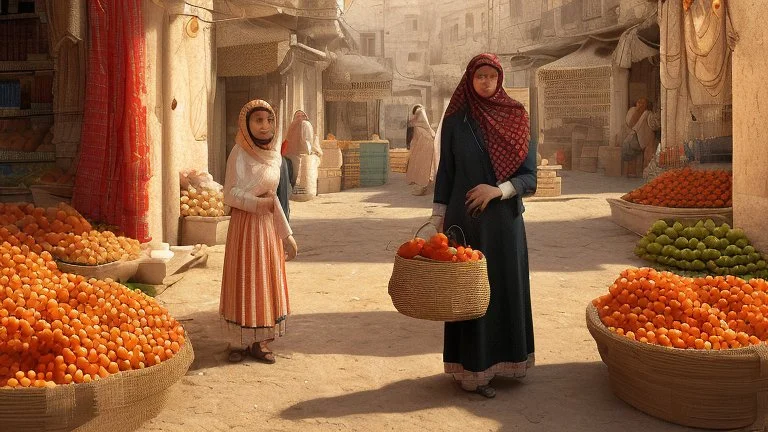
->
[[220, 100, 298, 364], [405, 105, 438, 196], [624, 98, 660, 177], [284, 110, 323, 198]]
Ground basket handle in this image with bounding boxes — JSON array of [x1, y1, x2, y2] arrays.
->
[[445, 225, 468, 247], [414, 222, 436, 239], [413, 222, 468, 247]]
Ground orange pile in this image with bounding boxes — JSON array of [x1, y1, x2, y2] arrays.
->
[[621, 168, 732, 208], [0, 230, 185, 389], [0, 203, 140, 265], [594, 268, 768, 350], [397, 233, 484, 262]]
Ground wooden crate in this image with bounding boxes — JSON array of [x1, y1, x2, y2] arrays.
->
[[181, 216, 230, 246], [534, 177, 562, 197], [389, 149, 409, 173], [317, 168, 342, 194]]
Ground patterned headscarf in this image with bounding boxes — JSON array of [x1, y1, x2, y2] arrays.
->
[[445, 53, 530, 182]]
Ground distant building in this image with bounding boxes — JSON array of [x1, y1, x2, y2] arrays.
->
[[489, 0, 660, 171]]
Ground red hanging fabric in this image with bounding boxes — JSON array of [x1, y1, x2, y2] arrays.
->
[[73, 0, 150, 242]]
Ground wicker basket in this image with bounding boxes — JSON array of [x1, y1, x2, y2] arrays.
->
[[0, 340, 194, 432], [586, 304, 768, 430], [606, 198, 733, 236], [389, 224, 490, 322], [56, 257, 144, 283], [389, 255, 490, 322]]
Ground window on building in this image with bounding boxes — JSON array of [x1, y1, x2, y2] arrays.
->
[[405, 15, 418, 32], [466, 13, 474, 33], [583, 0, 602, 20], [360, 33, 376, 56], [481, 12, 486, 31], [451, 24, 459, 41]]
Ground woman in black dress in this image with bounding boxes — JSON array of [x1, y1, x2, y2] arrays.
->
[[429, 53, 536, 398]]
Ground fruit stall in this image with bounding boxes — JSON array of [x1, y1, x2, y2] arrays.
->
[[587, 268, 768, 430], [179, 170, 229, 246], [608, 167, 733, 235], [588, 208, 768, 430], [0, 201, 194, 431]]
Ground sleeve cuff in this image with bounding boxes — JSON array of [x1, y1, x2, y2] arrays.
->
[[498, 181, 517, 200], [432, 203, 447, 217]]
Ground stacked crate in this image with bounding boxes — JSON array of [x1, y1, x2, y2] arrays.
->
[[359, 140, 389, 187], [338, 141, 360, 190], [389, 148, 409, 173], [317, 139, 342, 194], [534, 163, 562, 197], [578, 144, 599, 173]]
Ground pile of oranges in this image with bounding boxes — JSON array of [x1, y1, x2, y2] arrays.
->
[[594, 268, 768, 350], [621, 168, 732, 208], [397, 233, 484, 262], [0, 203, 141, 265], [0, 202, 185, 388], [0, 231, 185, 388]]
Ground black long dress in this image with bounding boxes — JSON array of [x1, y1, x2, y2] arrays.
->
[[434, 109, 537, 386], [277, 156, 293, 221]]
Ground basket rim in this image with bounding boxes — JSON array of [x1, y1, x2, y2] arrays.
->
[[55, 256, 144, 269], [586, 303, 768, 360], [394, 253, 487, 265], [0, 340, 194, 394], [608, 197, 734, 212]]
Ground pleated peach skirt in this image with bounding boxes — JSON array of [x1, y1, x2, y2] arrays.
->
[[220, 207, 290, 346]]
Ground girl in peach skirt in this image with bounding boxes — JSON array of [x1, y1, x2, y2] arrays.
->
[[220, 100, 298, 364]]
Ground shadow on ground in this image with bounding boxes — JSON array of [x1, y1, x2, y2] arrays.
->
[[277, 361, 693, 431], [182, 310, 443, 372], [290, 212, 643, 272]]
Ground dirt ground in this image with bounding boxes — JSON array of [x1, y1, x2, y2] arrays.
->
[[137, 171, 706, 432]]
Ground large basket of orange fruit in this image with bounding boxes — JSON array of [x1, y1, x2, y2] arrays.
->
[[0, 224, 195, 431], [388, 224, 490, 322], [0, 341, 194, 432], [610, 168, 733, 235], [587, 267, 768, 430]]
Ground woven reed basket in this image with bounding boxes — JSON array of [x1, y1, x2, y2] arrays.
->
[[586, 304, 768, 430], [389, 255, 489, 322], [0, 340, 195, 432]]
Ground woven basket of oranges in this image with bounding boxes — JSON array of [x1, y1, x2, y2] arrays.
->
[[0, 226, 194, 431], [388, 224, 490, 322], [586, 268, 768, 430]]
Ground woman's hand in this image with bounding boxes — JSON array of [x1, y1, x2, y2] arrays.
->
[[284, 235, 298, 261], [466, 184, 502, 217]]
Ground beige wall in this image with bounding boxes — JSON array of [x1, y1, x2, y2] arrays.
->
[[729, 1, 768, 252], [143, 0, 166, 243], [141, 0, 214, 244]]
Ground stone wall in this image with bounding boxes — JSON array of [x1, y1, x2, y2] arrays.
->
[[729, 0, 768, 251]]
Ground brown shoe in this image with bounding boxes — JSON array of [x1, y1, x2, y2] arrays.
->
[[249, 343, 276, 364]]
